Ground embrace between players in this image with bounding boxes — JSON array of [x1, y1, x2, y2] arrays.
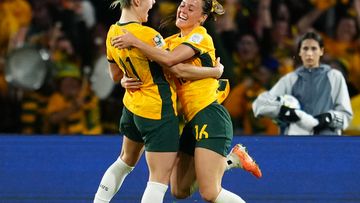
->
[[93, 0, 262, 202]]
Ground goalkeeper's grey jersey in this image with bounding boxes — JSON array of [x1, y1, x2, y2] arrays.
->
[[252, 64, 353, 135]]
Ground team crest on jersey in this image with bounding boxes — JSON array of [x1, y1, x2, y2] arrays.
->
[[189, 33, 203, 44], [153, 34, 165, 48]]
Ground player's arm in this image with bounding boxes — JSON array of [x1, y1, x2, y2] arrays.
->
[[108, 62, 123, 83], [112, 32, 222, 80], [170, 57, 223, 80], [111, 31, 196, 67]]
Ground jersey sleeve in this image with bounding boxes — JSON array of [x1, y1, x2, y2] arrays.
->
[[137, 27, 167, 50], [105, 25, 116, 63], [181, 26, 213, 54]]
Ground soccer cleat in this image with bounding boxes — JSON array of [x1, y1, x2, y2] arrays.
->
[[227, 144, 262, 178]]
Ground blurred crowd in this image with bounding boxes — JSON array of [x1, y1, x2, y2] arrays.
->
[[0, 0, 359, 135]]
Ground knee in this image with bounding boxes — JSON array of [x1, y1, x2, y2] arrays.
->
[[171, 187, 190, 199], [119, 153, 138, 167], [199, 188, 218, 202]]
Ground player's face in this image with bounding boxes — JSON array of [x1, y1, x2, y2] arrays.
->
[[298, 39, 324, 68], [176, 0, 206, 35], [138, 0, 155, 22]]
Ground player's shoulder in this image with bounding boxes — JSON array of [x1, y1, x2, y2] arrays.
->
[[191, 26, 208, 35], [135, 25, 160, 37], [136, 26, 165, 48], [106, 24, 117, 37], [187, 26, 212, 44]]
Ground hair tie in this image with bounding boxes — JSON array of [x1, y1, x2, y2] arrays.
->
[[211, 0, 225, 15]]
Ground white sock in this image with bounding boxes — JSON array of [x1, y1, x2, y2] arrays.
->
[[141, 181, 168, 203], [215, 188, 246, 203], [94, 158, 134, 203]]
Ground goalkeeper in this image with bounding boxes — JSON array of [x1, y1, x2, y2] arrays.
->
[[252, 31, 353, 135]]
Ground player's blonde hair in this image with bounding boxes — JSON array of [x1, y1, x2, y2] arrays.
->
[[110, 0, 131, 9]]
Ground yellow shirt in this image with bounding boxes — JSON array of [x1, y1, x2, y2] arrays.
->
[[21, 92, 49, 134], [344, 94, 360, 135], [166, 26, 218, 121], [46, 92, 102, 135], [0, 0, 32, 54], [106, 22, 177, 119]]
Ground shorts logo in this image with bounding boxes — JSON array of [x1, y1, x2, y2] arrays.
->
[[153, 34, 165, 48], [189, 33, 203, 44]]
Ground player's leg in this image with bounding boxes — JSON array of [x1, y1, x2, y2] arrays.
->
[[141, 151, 178, 203], [193, 102, 246, 202], [170, 103, 258, 201], [175, 143, 262, 200], [94, 107, 144, 203], [136, 111, 180, 203], [169, 123, 197, 199], [94, 136, 144, 203], [170, 151, 196, 199], [195, 147, 245, 203]]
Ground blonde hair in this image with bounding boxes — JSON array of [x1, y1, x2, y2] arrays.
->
[[110, 0, 131, 9], [202, 0, 224, 21], [210, 0, 224, 15]]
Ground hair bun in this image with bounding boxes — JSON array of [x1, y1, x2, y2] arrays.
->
[[211, 0, 225, 15]]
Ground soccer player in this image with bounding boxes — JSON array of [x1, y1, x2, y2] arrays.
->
[[94, 0, 226, 202], [111, 0, 262, 202]]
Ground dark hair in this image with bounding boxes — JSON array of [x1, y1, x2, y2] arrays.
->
[[202, 0, 213, 19], [296, 31, 324, 54]]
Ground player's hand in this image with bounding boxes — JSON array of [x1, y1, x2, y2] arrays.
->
[[278, 105, 300, 123], [313, 112, 332, 133], [121, 75, 142, 91], [294, 110, 319, 131], [214, 57, 224, 79], [111, 30, 138, 49]]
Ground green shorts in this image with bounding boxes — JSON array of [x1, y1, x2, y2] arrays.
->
[[120, 107, 179, 152], [179, 102, 233, 157]]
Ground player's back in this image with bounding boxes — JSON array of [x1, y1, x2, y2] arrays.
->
[[106, 22, 177, 120]]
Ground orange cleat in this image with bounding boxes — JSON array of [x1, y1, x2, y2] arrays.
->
[[228, 144, 262, 178]]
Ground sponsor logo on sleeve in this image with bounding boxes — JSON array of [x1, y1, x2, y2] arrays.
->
[[153, 34, 165, 48], [189, 33, 203, 44]]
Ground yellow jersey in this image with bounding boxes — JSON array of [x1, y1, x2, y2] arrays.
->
[[106, 22, 177, 119], [46, 92, 102, 135], [165, 26, 218, 121]]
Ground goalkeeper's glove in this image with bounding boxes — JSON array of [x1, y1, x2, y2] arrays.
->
[[313, 113, 332, 133], [278, 105, 300, 123]]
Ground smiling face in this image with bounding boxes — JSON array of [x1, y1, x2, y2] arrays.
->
[[175, 0, 207, 35], [298, 39, 324, 68]]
